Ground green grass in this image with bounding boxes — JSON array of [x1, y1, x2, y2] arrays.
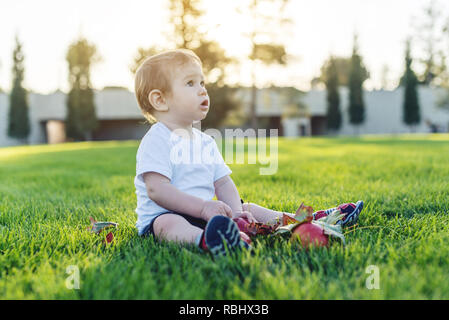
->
[[1, 134, 449, 299]]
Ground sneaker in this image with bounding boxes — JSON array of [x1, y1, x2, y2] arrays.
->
[[313, 200, 364, 227], [200, 216, 250, 256]]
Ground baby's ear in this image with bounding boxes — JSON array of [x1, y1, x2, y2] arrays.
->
[[148, 89, 169, 112]]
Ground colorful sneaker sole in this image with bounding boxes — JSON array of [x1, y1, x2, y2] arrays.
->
[[204, 216, 242, 256], [337, 200, 364, 227]]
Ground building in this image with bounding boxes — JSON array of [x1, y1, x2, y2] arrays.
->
[[236, 86, 449, 137], [0, 88, 147, 147], [1, 86, 449, 147]]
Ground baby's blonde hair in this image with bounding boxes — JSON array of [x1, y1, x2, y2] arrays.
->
[[134, 49, 202, 123]]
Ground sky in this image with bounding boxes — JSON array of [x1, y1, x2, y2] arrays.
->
[[0, 0, 448, 94]]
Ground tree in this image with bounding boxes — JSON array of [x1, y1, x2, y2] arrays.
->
[[401, 38, 421, 131], [0, 59, 3, 93], [130, 47, 159, 75], [237, 0, 291, 129], [323, 56, 341, 132], [130, 0, 234, 85], [130, 0, 238, 129], [315, 57, 351, 87], [65, 37, 100, 141], [434, 4, 449, 110], [8, 35, 30, 141], [168, 0, 203, 49], [435, 52, 449, 110], [413, 0, 446, 85], [348, 34, 369, 132]]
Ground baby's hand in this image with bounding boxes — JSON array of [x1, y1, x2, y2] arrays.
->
[[234, 210, 257, 224], [200, 200, 233, 221]]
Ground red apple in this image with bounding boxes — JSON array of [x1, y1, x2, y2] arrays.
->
[[291, 222, 328, 248]]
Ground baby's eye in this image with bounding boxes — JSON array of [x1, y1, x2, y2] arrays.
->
[[200, 81, 205, 87], [187, 80, 194, 86]]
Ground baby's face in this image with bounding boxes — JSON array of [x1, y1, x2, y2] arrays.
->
[[166, 62, 209, 124]]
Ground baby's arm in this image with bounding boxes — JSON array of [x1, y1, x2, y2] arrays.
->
[[143, 172, 232, 221], [214, 175, 257, 222]]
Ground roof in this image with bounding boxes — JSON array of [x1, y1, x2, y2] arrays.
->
[[26, 89, 144, 121]]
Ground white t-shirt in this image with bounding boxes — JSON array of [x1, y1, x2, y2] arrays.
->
[[134, 121, 232, 235]]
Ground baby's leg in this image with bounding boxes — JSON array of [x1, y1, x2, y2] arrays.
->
[[152, 213, 203, 243], [242, 203, 294, 224]]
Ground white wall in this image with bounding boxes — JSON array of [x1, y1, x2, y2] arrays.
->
[[335, 87, 449, 135]]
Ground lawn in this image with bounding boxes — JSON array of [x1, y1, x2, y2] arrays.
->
[[1, 134, 449, 299]]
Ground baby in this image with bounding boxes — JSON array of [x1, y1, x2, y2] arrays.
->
[[133, 49, 363, 256]]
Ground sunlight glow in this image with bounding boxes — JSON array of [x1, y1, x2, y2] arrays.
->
[[0, 0, 447, 94]]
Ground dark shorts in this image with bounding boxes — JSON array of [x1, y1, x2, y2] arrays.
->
[[140, 199, 245, 238], [140, 212, 208, 238]]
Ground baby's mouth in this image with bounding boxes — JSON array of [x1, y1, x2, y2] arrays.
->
[[200, 100, 209, 110]]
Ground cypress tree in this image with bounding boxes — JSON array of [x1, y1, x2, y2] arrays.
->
[[401, 38, 421, 130], [8, 35, 30, 141], [325, 56, 341, 132], [65, 37, 99, 141], [348, 35, 368, 132]]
